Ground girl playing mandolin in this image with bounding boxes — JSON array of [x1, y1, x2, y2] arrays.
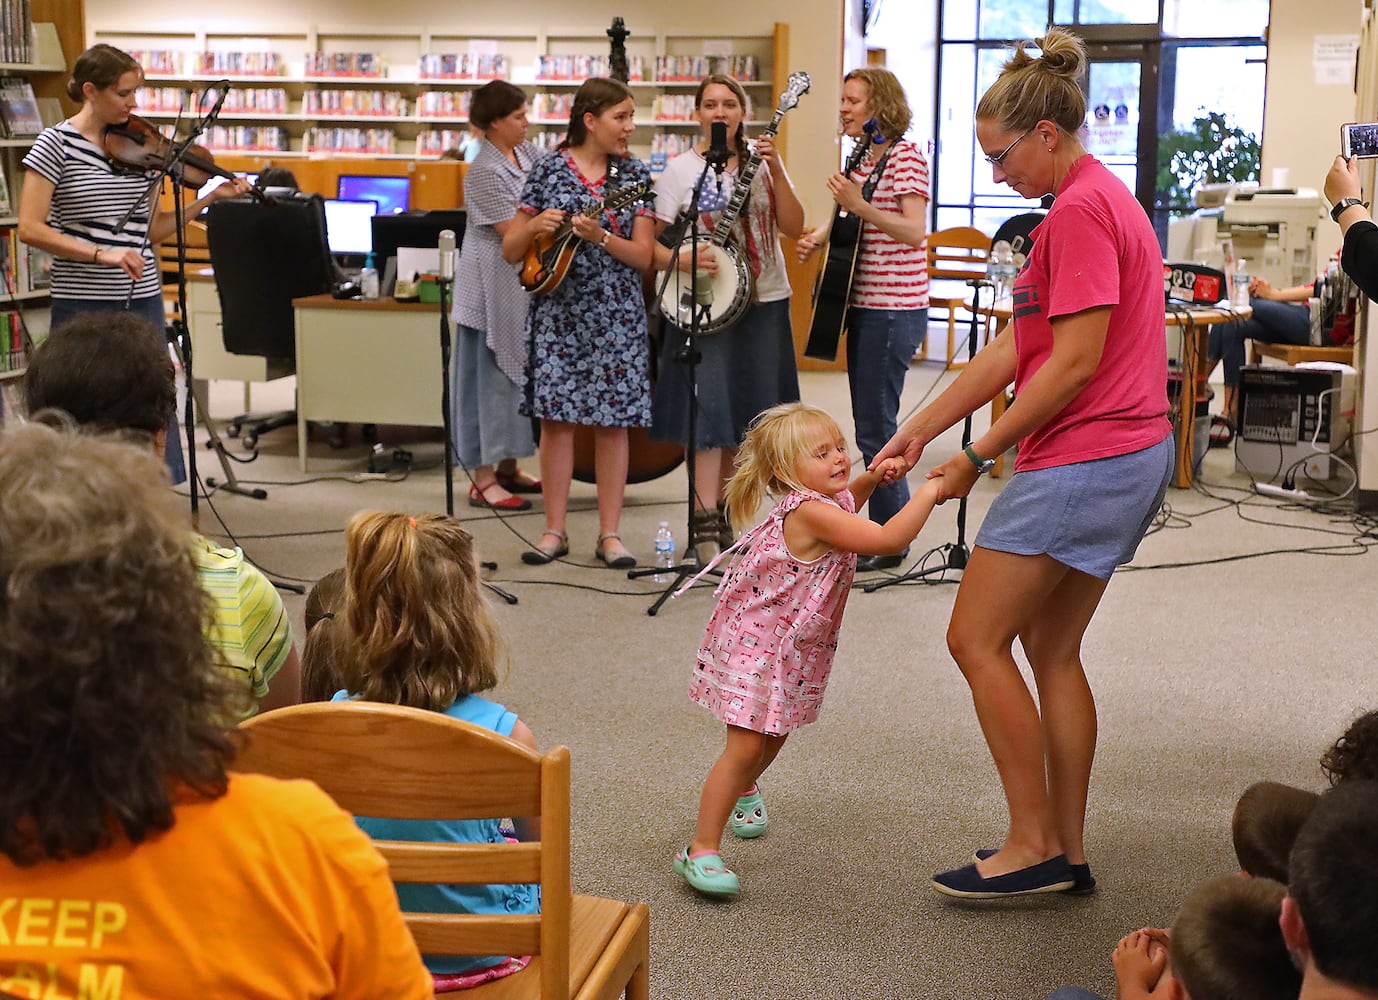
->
[[649, 74, 806, 563], [17, 43, 250, 482], [501, 77, 655, 568], [797, 67, 929, 572]]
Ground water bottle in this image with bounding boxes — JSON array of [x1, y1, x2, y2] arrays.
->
[[1232, 258, 1250, 309], [653, 521, 675, 582], [989, 240, 1013, 300], [360, 253, 380, 300]]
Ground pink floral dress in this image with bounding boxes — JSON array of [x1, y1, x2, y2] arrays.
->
[[687, 489, 857, 735]]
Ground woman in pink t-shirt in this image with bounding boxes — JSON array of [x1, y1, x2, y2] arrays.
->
[[874, 27, 1174, 900]]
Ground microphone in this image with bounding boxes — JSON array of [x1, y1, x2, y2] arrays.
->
[[438, 229, 456, 283], [201, 80, 231, 128], [709, 120, 729, 191]]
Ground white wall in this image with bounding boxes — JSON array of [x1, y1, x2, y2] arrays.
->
[[86, 0, 849, 221], [1261, 0, 1366, 266]]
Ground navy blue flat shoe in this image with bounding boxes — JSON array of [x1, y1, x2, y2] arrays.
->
[[971, 849, 1096, 895], [933, 854, 1075, 898]]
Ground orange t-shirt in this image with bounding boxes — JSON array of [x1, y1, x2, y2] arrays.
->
[[0, 772, 432, 1000]]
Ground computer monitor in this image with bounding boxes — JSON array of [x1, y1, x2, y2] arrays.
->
[[370, 209, 466, 267], [323, 198, 379, 256], [337, 174, 411, 215]]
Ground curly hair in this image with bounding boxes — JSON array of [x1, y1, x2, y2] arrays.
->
[[843, 66, 912, 142], [722, 402, 846, 533], [975, 26, 1088, 136], [26, 311, 175, 436], [338, 512, 502, 711], [68, 43, 140, 103], [560, 77, 634, 149], [1320, 709, 1378, 785], [0, 423, 239, 866]]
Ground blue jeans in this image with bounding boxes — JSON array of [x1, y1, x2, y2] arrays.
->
[[49, 295, 186, 485], [845, 307, 927, 530], [1046, 989, 1106, 1000], [1207, 297, 1310, 386]]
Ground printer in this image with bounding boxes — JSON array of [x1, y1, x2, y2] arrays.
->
[[1167, 185, 1325, 290]]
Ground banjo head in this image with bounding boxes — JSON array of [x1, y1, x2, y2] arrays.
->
[[656, 242, 753, 334]]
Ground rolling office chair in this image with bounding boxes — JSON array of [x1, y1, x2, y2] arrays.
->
[[205, 193, 335, 449]]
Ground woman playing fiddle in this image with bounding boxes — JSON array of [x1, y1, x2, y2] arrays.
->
[[650, 74, 805, 562], [501, 77, 655, 568], [18, 44, 249, 481]]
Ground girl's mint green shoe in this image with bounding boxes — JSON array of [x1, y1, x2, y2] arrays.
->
[[731, 785, 768, 839], [674, 847, 740, 898]]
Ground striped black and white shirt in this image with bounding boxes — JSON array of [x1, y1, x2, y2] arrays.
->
[[22, 122, 162, 300]]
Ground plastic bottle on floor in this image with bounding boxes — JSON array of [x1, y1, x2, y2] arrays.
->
[[653, 521, 675, 582]]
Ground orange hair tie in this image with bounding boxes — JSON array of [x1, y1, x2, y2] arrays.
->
[[408, 516, 417, 528]]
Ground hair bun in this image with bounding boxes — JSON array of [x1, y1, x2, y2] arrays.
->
[[1034, 28, 1086, 80]]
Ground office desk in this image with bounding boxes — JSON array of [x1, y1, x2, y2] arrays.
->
[[292, 294, 446, 471], [983, 302, 1250, 486]]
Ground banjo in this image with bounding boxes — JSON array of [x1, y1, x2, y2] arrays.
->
[[656, 70, 810, 334]]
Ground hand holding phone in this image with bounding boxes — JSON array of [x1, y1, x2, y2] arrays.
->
[[1341, 121, 1378, 159]]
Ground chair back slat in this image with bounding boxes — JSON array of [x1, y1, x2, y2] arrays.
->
[[237, 701, 542, 818], [406, 913, 542, 957], [377, 840, 542, 884]]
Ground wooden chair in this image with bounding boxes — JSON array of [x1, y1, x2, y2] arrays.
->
[[926, 226, 993, 367], [236, 702, 649, 1000], [1248, 341, 1355, 367]]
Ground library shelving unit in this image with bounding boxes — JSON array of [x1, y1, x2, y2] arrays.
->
[[0, 21, 67, 400], [90, 23, 789, 170]]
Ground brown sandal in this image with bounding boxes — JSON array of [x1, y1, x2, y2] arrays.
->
[[595, 532, 637, 569]]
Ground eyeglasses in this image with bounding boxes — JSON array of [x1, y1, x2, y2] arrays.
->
[[985, 129, 1032, 166]]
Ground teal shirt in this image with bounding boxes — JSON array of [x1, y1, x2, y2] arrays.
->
[[330, 691, 541, 974]]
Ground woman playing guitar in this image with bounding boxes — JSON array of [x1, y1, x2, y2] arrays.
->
[[501, 78, 656, 568], [797, 68, 929, 572], [17, 43, 251, 481], [650, 74, 806, 562]]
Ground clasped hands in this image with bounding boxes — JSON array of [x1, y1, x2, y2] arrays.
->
[[869, 434, 976, 504]]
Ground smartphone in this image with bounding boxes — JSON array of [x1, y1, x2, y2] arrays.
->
[[1341, 121, 1378, 159]]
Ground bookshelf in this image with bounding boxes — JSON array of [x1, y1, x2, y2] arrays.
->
[[90, 24, 787, 169], [0, 20, 66, 392]]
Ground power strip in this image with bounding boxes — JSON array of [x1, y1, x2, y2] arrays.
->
[[1255, 482, 1314, 502]]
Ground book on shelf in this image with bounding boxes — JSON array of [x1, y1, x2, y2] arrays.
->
[[0, 77, 42, 138], [0, 226, 29, 295], [25, 244, 50, 292], [0, 309, 26, 375], [0, 165, 10, 215]]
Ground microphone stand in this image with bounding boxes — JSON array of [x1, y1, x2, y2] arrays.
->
[[863, 278, 991, 594], [629, 153, 723, 615]]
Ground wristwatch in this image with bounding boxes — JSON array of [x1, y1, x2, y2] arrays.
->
[[1330, 197, 1367, 223], [964, 444, 995, 475]]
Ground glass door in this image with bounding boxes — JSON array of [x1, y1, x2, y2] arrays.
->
[[1071, 35, 1161, 212]]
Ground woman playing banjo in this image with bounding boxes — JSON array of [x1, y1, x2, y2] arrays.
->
[[649, 73, 806, 561]]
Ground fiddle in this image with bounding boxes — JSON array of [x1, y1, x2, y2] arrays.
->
[[101, 114, 269, 202]]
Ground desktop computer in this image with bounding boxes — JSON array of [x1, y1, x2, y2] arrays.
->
[[1235, 365, 1347, 482]]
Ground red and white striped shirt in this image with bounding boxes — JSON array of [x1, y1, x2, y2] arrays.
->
[[849, 139, 929, 311]]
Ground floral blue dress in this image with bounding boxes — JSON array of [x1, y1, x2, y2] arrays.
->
[[517, 150, 654, 427]]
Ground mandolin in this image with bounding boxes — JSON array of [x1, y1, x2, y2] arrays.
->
[[520, 180, 653, 295], [803, 118, 885, 361]]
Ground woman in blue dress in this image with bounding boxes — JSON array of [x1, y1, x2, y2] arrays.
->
[[503, 78, 655, 568]]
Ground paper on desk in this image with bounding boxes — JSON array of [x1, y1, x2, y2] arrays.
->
[[396, 246, 442, 282]]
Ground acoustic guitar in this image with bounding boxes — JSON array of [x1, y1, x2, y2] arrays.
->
[[802, 119, 885, 361], [520, 180, 653, 296]]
